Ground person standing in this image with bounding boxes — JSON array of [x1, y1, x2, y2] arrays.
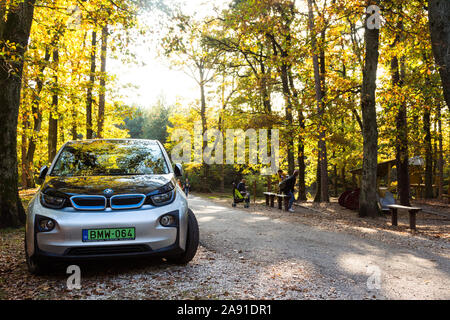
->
[[277, 169, 286, 193], [183, 178, 191, 198], [283, 170, 299, 213], [277, 169, 286, 182]]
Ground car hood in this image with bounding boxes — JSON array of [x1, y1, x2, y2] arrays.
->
[[41, 174, 173, 197]]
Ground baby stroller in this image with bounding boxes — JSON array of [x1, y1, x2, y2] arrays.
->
[[232, 182, 250, 208]]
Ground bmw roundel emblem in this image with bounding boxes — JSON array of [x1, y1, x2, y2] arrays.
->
[[103, 188, 114, 195]]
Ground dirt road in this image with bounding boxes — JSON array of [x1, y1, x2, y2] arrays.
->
[[189, 196, 450, 299]]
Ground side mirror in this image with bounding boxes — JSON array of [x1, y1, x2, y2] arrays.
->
[[174, 163, 183, 177], [37, 165, 48, 185]]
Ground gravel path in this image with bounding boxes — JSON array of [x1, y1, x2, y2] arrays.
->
[[1, 194, 448, 300], [189, 196, 450, 299]]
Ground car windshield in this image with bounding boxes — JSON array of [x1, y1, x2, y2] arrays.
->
[[51, 140, 169, 176]]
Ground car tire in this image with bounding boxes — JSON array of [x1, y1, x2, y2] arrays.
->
[[167, 209, 199, 265], [25, 236, 49, 275]]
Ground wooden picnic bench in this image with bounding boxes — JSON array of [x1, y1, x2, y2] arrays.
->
[[263, 192, 276, 207], [386, 204, 422, 231], [263, 192, 290, 211]]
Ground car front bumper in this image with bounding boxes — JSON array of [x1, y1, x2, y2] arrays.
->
[[26, 191, 189, 261]]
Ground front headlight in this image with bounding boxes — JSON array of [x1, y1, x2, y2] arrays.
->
[[150, 182, 175, 206], [151, 191, 173, 204], [41, 193, 66, 209], [36, 215, 56, 232]]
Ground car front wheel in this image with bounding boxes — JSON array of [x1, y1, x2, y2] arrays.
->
[[167, 209, 199, 264], [25, 237, 49, 275]]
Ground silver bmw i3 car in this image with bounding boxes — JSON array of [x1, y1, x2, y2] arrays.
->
[[25, 139, 199, 274]]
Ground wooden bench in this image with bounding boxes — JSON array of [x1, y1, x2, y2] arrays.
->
[[264, 192, 290, 211], [386, 204, 422, 231], [277, 194, 289, 211], [263, 192, 277, 208]]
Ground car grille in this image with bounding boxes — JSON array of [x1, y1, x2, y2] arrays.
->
[[70, 195, 107, 211], [110, 194, 146, 210], [69, 194, 146, 210], [65, 244, 151, 256]]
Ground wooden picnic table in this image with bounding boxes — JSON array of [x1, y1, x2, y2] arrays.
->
[[387, 204, 422, 231], [263, 192, 276, 207], [263, 192, 290, 211]]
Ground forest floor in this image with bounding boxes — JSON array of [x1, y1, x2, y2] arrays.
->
[[0, 189, 448, 299]]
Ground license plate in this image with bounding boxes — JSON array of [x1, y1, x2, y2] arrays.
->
[[82, 227, 135, 242]]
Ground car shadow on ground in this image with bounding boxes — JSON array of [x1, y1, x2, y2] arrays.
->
[[48, 257, 172, 278]]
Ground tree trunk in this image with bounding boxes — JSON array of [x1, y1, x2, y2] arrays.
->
[[218, 91, 225, 193], [318, 36, 329, 202], [395, 57, 410, 206], [71, 32, 87, 141], [433, 119, 437, 188], [20, 78, 33, 188], [21, 111, 31, 188], [287, 69, 306, 200], [279, 62, 295, 174], [59, 112, 65, 144], [297, 112, 307, 201], [25, 47, 51, 184], [391, 20, 410, 206], [341, 165, 347, 191], [0, 0, 36, 227], [71, 108, 78, 140], [333, 162, 338, 198], [359, 0, 380, 218], [437, 103, 444, 199], [428, 0, 450, 109], [314, 155, 321, 202], [97, 25, 108, 138], [423, 105, 433, 198], [307, 0, 329, 202], [86, 30, 97, 139], [269, 32, 295, 175], [48, 49, 59, 163], [199, 66, 209, 191]]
